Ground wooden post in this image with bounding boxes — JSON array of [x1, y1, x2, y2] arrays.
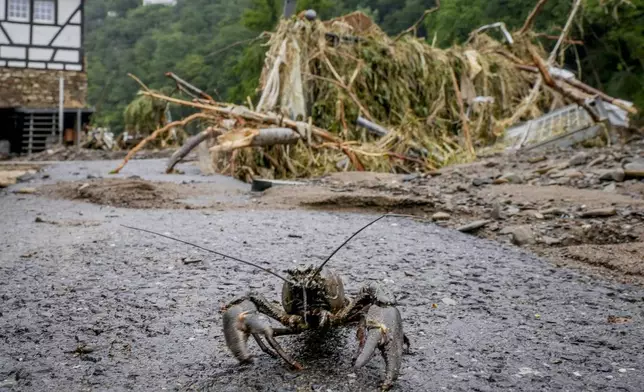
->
[[76, 109, 82, 151], [58, 77, 64, 145], [28, 113, 34, 157]]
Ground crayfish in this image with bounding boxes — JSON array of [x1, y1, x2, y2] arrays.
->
[[123, 213, 411, 391]]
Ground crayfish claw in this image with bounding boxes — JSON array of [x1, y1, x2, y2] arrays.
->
[[222, 300, 303, 370], [353, 305, 404, 391]]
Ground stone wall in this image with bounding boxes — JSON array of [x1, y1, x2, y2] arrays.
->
[[0, 68, 88, 109]]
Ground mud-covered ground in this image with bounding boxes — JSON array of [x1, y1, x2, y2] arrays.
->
[[1, 156, 644, 392], [5, 146, 182, 162]]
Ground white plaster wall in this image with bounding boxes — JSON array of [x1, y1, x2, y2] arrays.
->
[[70, 9, 81, 24], [8, 60, 26, 67], [0, 45, 26, 59], [58, 0, 81, 24], [53, 49, 78, 62], [32, 25, 60, 46], [3, 23, 30, 44], [52, 25, 81, 48], [29, 48, 54, 61]]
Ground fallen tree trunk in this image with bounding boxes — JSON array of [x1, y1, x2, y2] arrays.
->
[[210, 127, 301, 153], [166, 126, 223, 173]]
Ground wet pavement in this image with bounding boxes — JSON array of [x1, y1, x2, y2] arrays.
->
[[1, 159, 643, 392]]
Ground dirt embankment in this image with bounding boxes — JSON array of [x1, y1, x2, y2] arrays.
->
[[293, 141, 644, 284]]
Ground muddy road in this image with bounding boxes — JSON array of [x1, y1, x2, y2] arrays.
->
[[1, 159, 643, 392]]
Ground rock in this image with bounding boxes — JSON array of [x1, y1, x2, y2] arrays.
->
[[580, 208, 617, 218], [441, 298, 457, 306], [402, 173, 421, 182], [603, 183, 617, 192], [457, 220, 491, 233], [533, 212, 545, 220], [535, 165, 558, 175], [569, 152, 589, 166], [500, 173, 523, 184], [490, 202, 502, 220], [472, 177, 492, 187], [501, 225, 535, 246], [624, 161, 644, 178], [0, 169, 31, 188], [13, 187, 37, 194], [586, 154, 607, 168], [598, 168, 625, 182], [527, 156, 547, 164], [566, 170, 584, 179], [432, 212, 451, 221], [540, 236, 562, 246], [506, 207, 520, 216], [549, 170, 567, 179], [540, 207, 566, 216]]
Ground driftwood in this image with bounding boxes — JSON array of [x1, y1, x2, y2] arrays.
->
[[519, 0, 549, 35], [210, 128, 301, 153], [166, 126, 223, 173], [137, 91, 341, 144], [500, 0, 583, 131], [515, 64, 637, 114], [449, 68, 475, 155], [123, 89, 376, 172], [529, 47, 600, 123], [357, 116, 390, 137], [111, 112, 215, 174], [533, 33, 583, 45], [394, 0, 441, 41], [165, 72, 216, 102], [356, 116, 429, 157]]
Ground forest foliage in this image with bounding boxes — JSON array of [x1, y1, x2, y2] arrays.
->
[[85, 0, 644, 132]]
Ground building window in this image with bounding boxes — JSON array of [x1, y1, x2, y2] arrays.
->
[[34, 1, 56, 24], [8, 0, 30, 22]]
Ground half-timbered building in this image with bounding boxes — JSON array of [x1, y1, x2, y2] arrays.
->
[[0, 0, 92, 156]]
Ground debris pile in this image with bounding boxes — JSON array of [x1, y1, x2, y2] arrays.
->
[[112, 4, 638, 181], [84, 127, 116, 150]]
